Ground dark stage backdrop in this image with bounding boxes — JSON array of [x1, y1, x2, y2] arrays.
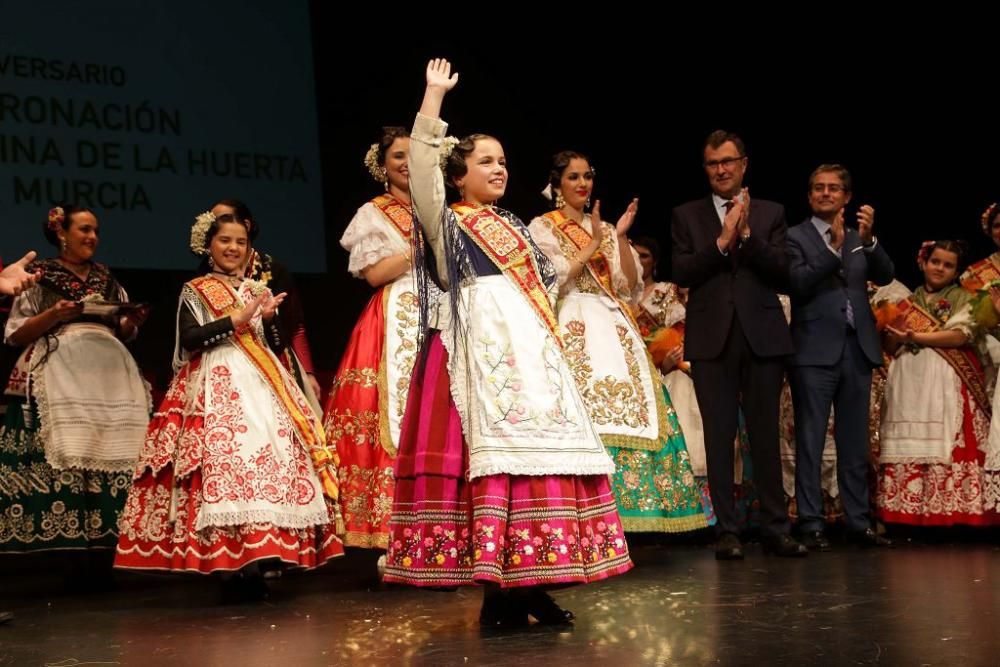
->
[[4, 8, 998, 391]]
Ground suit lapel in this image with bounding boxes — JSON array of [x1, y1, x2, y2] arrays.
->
[[699, 197, 719, 235], [801, 218, 831, 258]]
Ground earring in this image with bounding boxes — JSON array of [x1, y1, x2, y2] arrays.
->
[[60, 239, 68, 252], [208, 256, 215, 269], [555, 191, 566, 209], [585, 196, 591, 210]]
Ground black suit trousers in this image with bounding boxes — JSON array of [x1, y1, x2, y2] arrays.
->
[[691, 314, 788, 538]]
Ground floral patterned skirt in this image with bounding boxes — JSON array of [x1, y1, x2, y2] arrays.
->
[[115, 356, 344, 573], [606, 387, 707, 533], [323, 288, 396, 549], [878, 384, 1000, 526], [0, 401, 129, 552], [115, 466, 345, 573], [383, 333, 633, 588]]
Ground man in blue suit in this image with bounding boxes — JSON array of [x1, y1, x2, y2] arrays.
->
[[786, 164, 894, 550]]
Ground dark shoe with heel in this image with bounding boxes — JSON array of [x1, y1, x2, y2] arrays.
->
[[801, 530, 831, 552], [519, 589, 574, 625], [847, 527, 892, 548], [762, 534, 808, 557]]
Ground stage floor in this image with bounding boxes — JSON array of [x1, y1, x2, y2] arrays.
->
[[1, 538, 998, 666]]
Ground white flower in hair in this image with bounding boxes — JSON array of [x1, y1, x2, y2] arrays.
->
[[190, 211, 216, 256], [439, 136, 460, 172]]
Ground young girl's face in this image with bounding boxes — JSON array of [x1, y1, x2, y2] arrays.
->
[[922, 248, 959, 291], [456, 138, 507, 205], [209, 222, 249, 274]]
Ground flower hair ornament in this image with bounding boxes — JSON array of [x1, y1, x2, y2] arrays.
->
[[916, 240, 936, 266], [364, 143, 387, 184], [190, 211, 216, 256], [981, 202, 998, 235], [439, 136, 460, 174], [47, 206, 65, 233]]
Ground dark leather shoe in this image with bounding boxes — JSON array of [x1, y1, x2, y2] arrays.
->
[[801, 530, 831, 552], [0, 611, 12, 625], [517, 589, 574, 625], [847, 528, 892, 548], [762, 534, 808, 557], [715, 533, 744, 560]]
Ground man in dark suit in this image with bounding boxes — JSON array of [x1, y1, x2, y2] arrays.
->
[[671, 131, 806, 559], [786, 164, 894, 550]]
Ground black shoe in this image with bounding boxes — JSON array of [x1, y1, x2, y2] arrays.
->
[[846, 528, 892, 549], [762, 534, 808, 557], [715, 533, 744, 560], [800, 530, 831, 552], [517, 589, 574, 625], [0, 611, 12, 625], [479, 592, 530, 629]]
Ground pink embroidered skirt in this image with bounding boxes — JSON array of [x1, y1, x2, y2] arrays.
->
[[383, 332, 633, 588]]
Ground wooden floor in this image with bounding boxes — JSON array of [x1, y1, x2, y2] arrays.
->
[[1, 534, 998, 666]]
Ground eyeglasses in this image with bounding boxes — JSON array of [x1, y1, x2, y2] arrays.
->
[[703, 156, 744, 170], [810, 183, 847, 193]]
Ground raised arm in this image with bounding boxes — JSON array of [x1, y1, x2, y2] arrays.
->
[[409, 59, 459, 286]]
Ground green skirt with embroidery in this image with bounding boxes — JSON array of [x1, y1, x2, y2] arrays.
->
[[0, 401, 131, 552], [606, 387, 708, 533]]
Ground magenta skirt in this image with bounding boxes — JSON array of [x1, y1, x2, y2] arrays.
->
[[383, 332, 632, 588]]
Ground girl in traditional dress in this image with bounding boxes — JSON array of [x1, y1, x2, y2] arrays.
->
[[878, 241, 998, 526], [323, 127, 419, 550], [384, 59, 632, 627], [528, 161, 705, 533], [209, 199, 322, 412], [115, 210, 343, 600]]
